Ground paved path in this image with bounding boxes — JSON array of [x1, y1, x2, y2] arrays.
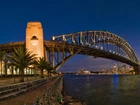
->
[[0, 76, 41, 86], [0, 76, 59, 105]]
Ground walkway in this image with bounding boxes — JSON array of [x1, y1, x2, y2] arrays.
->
[[0, 76, 40, 86], [0, 76, 59, 105]]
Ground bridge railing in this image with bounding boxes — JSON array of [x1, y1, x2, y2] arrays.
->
[[33, 76, 63, 105]]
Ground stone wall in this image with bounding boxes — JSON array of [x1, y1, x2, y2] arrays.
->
[[53, 76, 86, 105]]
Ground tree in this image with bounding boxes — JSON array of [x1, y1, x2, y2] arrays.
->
[[7, 47, 36, 82], [46, 62, 53, 77], [0, 51, 6, 78], [36, 57, 53, 78]]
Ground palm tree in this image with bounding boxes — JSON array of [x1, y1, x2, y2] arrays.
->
[[36, 57, 53, 78], [0, 51, 6, 78], [46, 62, 53, 77], [7, 47, 36, 82]]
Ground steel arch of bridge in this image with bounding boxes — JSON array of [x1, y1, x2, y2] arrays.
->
[[0, 31, 139, 72], [45, 31, 139, 71]]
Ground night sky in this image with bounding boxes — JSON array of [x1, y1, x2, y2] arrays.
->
[[0, 0, 140, 71]]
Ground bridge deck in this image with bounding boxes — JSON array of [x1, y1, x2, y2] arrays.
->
[[0, 41, 139, 67]]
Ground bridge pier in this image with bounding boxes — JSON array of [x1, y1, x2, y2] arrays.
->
[[133, 66, 140, 75]]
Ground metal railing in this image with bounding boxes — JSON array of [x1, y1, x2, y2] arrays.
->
[[33, 76, 63, 105]]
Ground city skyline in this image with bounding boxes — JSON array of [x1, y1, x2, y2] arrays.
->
[[0, 0, 140, 71]]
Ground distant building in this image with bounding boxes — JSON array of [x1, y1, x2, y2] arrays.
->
[[77, 68, 90, 74]]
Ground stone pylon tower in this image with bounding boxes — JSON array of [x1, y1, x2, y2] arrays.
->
[[26, 22, 44, 58]]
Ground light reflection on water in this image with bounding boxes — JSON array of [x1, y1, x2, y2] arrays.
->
[[64, 74, 140, 105]]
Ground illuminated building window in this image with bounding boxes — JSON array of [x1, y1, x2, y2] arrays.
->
[[31, 36, 38, 46]]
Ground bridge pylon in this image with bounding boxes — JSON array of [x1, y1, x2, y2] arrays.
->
[[133, 66, 140, 74], [26, 22, 44, 58]]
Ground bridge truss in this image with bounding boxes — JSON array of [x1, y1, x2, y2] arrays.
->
[[46, 31, 139, 71], [0, 31, 139, 73]]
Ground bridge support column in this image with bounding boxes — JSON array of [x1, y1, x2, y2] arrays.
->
[[26, 22, 44, 58], [133, 66, 140, 75]]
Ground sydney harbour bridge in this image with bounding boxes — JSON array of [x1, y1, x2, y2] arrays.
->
[[0, 22, 140, 74]]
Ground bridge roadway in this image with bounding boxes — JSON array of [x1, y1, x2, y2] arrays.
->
[[0, 40, 139, 72]]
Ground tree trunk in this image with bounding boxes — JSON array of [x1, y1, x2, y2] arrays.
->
[[46, 70, 49, 77], [48, 72, 50, 77], [49, 71, 51, 77], [48, 71, 51, 77], [11, 66, 14, 76], [19, 69, 24, 82], [4, 64, 7, 76], [40, 69, 44, 78]]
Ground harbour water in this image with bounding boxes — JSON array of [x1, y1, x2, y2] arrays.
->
[[63, 74, 140, 105]]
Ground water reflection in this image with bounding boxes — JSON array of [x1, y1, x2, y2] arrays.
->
[[64, 75, 140, 105], [113, 74, 118, 86]]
